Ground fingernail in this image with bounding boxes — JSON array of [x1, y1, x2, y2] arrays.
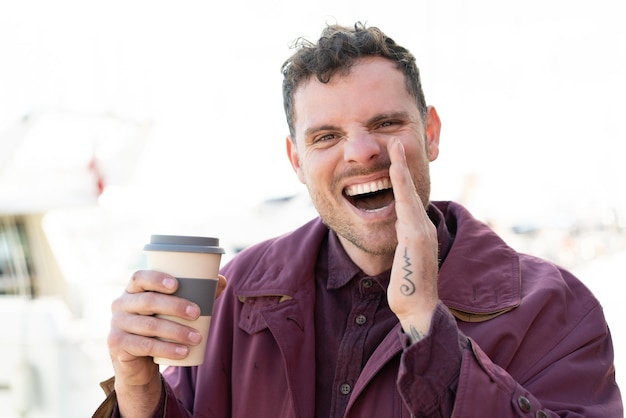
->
[[188, 331, 202, 344], [163, 277, 176, 289], [186, 305, 200, 318], [175, 346, 189, 356]]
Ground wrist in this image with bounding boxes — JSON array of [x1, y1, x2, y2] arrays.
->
[[115, 373, 164, 418], [398, 305, 436, 344]]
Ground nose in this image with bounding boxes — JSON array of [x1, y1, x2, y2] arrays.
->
[[343, 133, 383, 164]]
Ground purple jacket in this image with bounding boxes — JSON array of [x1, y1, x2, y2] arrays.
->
[[99, 201, 622, 417]]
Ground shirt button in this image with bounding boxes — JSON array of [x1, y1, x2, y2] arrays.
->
[[536, 411, 548, 418], [355, 314, 367, 325], [362, 279, 373, 289], [517, 396, 531, 412], [339, 383, 352, 395]]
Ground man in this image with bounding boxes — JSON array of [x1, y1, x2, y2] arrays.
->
[[96, 23, 622, 417]]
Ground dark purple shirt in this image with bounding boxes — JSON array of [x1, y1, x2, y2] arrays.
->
[[314, 206, 453, 418]]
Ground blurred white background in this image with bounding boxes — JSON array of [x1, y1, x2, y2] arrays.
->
[[1, 0, 625, 217], [0, 0, 624, 416]]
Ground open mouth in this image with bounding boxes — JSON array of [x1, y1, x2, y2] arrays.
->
[[344, 178, 395, 212]]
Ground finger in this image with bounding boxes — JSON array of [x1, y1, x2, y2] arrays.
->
[[108, 327, 191, 361], [216, 274, 228, 298], [112, 289, 201, 321], [387, 138, 438, 270], [387, 139, 428, 224], [111, 311, 202, 346], [126, 270, 178, 295]]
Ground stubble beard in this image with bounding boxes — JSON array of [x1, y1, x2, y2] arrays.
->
[[333, 215, 398, 257]]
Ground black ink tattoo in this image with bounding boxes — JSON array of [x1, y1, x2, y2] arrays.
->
[[401, 247, 416, 296], [409, 325, 425, 343]]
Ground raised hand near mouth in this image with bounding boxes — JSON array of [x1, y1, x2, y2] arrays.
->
[[386, 138, 439, 343]]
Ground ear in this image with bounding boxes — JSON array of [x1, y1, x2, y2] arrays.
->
[[286, 136, 306, 184], [425, 106, 441, 162]]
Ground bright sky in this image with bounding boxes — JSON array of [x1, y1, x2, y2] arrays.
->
[[1, 0, 625, 226]]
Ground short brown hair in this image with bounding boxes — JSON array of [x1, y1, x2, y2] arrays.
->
[[281, 22, 428, 140]]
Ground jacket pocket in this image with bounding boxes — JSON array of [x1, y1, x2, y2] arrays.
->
[[238, 295, 287, 335]]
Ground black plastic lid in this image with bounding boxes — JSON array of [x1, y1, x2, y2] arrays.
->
[[143, 235, 225, 254]]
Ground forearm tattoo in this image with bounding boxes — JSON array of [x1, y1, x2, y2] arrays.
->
[[400, 247, 416, 296], [409, 325, 426, 343]]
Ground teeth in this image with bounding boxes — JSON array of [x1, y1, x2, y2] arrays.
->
[[345, 178, 392, 197]]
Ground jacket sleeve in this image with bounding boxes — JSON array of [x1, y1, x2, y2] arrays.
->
[[396, 302, 465, 416], [158, 378, 194, 418], [397, 301, 623, 417]]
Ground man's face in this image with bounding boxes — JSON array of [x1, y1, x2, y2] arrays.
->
[[286, 57, 440, 261]]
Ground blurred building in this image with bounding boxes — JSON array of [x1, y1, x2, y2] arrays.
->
[[0, 110, 150, 417]]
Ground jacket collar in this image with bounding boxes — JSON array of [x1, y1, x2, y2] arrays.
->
[[433, 201, 521, 322], [235, 201, 521, 322]]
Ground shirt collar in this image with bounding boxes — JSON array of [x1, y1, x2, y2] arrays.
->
[[326, 231, 362, 289]]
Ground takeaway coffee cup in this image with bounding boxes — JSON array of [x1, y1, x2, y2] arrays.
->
[[144, 235, 225, 366]]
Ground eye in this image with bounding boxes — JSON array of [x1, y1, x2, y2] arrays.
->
[[314, 133, 338, 143], [377, 120, 398, 129]]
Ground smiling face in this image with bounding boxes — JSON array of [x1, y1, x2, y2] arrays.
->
[[286, 57, 441, 272]]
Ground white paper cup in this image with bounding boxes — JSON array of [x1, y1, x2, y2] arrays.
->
[[144, 235, 224, 366]]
